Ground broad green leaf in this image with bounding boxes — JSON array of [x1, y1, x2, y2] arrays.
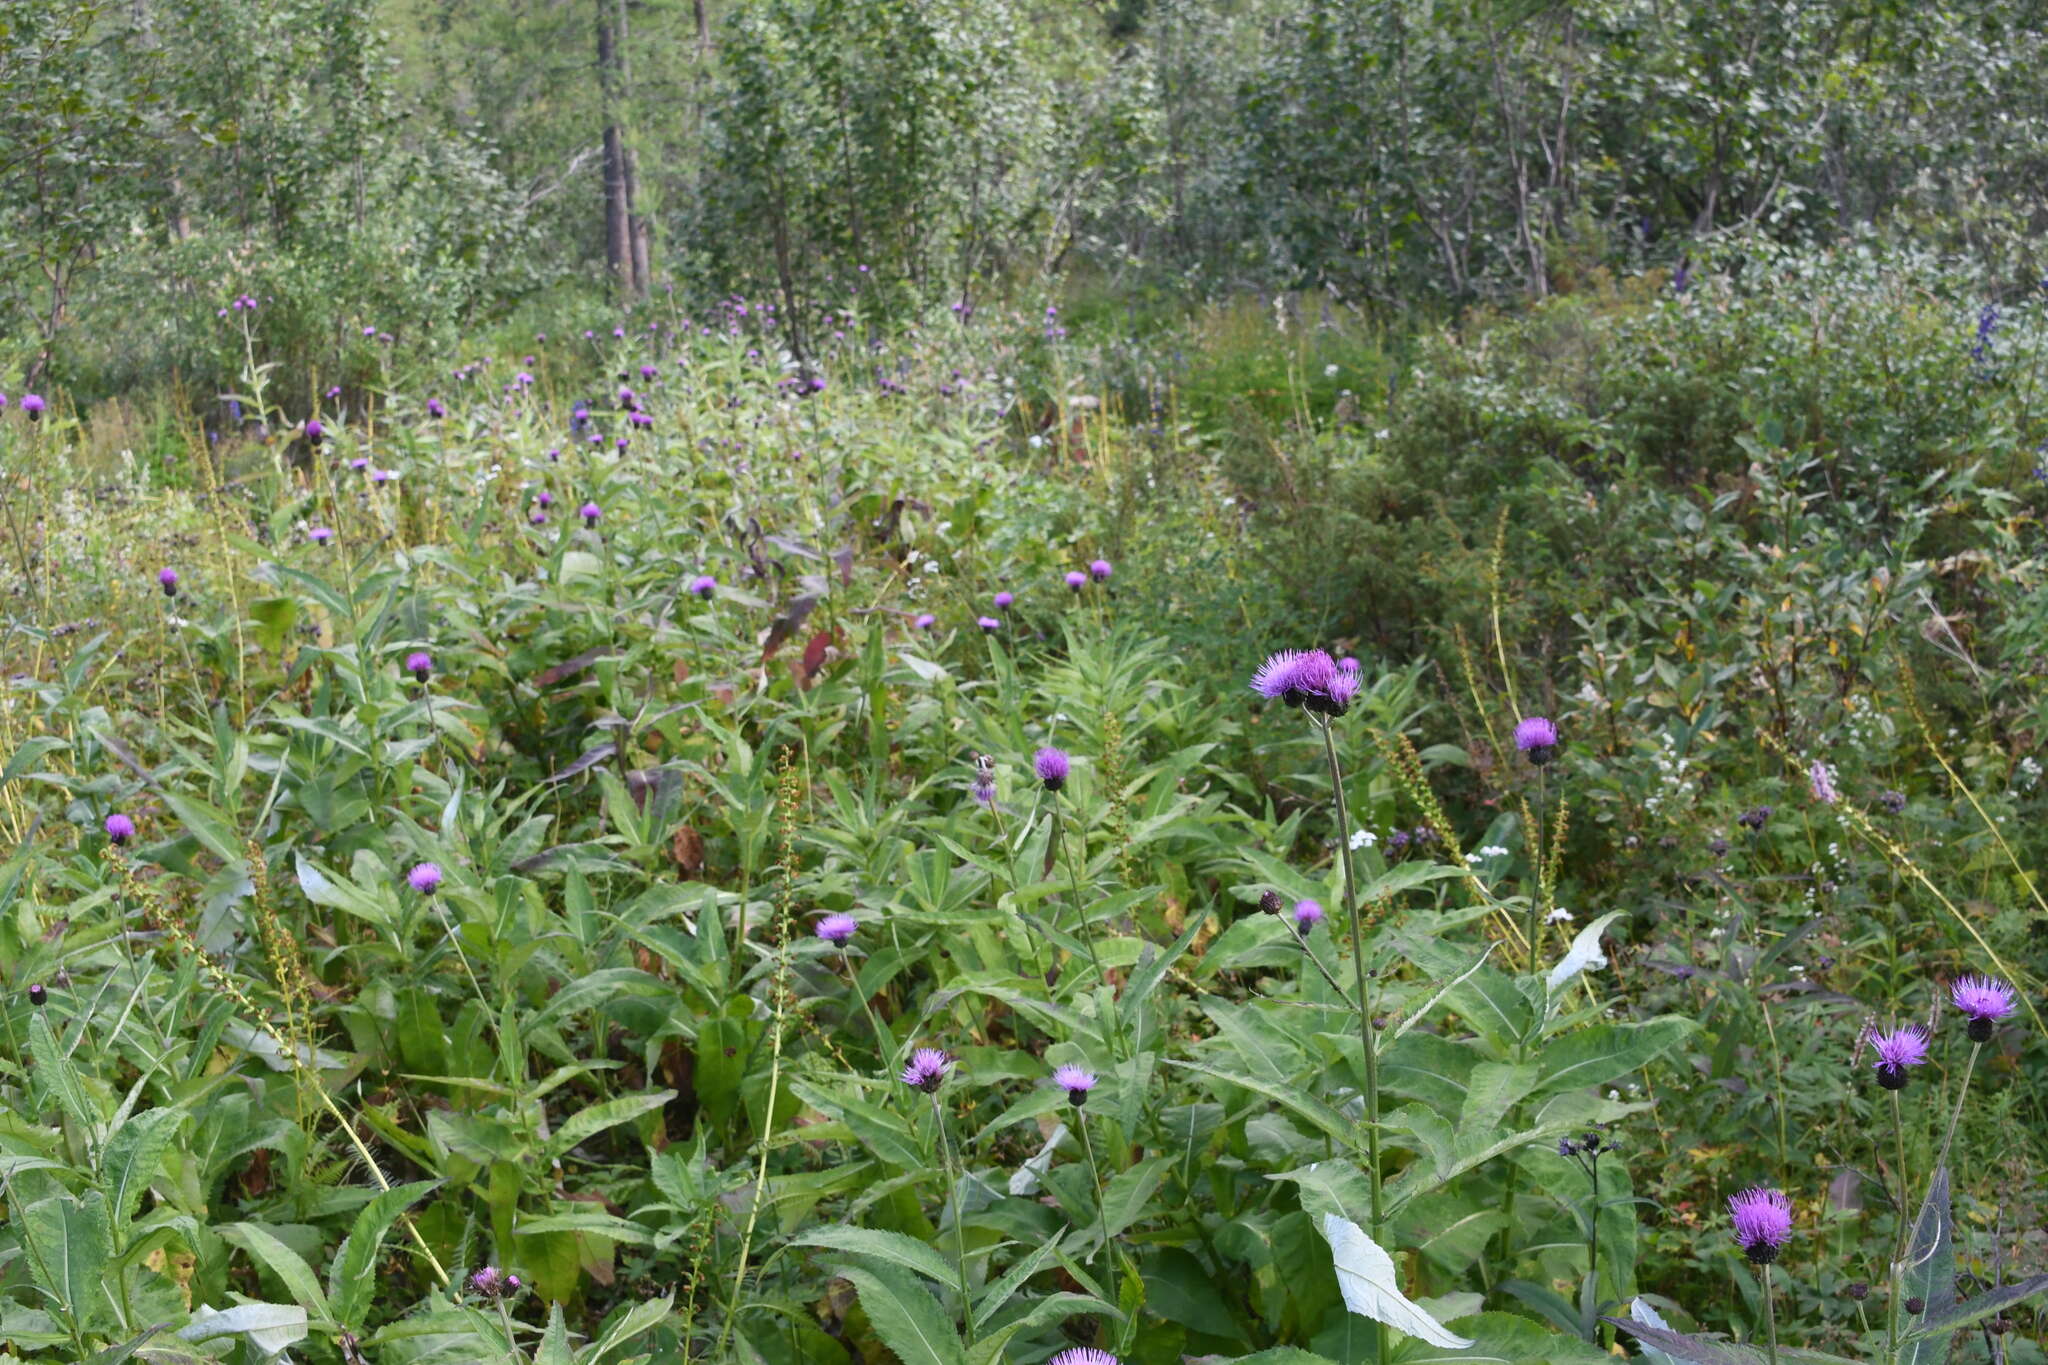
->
[[220, 1223, 334, 1325], [29, 1011, 97, 1130], [1532, 1018, 1694, 1097], [535, 1303, 573, 1365], [100, 1106, 183, 1226], [587, 1292, 674, 1362], [1167, 1059, 1356, 1148], [793, 1225, 959, 1286], [549, 1090, 676, 1159], [1895, 1164, 1954, 1365], [331, 1179, 440, 1330], [831, 1260, 969, 1365], [176, 1302, 310, 1356], [20, 1195, 114, 1333], [1100, 1155, 1170, 1238], [160, 790, 245, 868]]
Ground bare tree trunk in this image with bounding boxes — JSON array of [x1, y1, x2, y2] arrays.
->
[[597, 1, 632, 295]]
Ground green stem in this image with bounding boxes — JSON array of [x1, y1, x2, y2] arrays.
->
[[1885, 1085, 1909, 1360], [1078, 1106, 1115, 1287], [842, 944, 891, 1065], [933, 1093, 976, 1345], [495, 1296, 527, 1364], [1059, 797, 1130, 1061], [1760, 1261, 1780, 1365], [1935, 1040, 1980, 1173], [1320, 719, 1386, 1365]]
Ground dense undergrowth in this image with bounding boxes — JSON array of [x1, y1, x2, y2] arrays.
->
[[1, 246, 2045, 1364]]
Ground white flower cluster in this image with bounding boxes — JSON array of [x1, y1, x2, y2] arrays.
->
[[1641, 732, 1697, 817], [1349, 828, 1376, 850], [1464, 845, 1511, 864]]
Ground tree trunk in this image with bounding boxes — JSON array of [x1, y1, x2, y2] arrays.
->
[[597, 2, 632, 294]]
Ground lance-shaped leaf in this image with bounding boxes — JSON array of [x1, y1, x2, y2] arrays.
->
[[1318, 1213, 1474, 1349]]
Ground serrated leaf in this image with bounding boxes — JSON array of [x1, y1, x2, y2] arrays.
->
[[220, 1222, 333, 1325], [548, 1090, 676, 1159], [1533, 1018, 1695, 1097], [330, 1179, 439, 1330], [833, 1260, 969, 1365], [177, 1302, 309, 1355], [793, 1225, 958, 1286], [101, 1106, 182, 1226], [588, 1292, 673, 1362], [20, 1195, 113, 1332]]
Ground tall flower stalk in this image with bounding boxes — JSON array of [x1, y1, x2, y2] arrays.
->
[[1729, 1186, 1792, 1365]]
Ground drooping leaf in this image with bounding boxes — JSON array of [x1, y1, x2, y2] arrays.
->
[[793, 1225, 959, 1286], [1317, 1213, 1473, 1349]]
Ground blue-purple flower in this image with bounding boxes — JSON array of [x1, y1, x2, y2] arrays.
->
[[1809, 760, 1839, 805], [1950, 976, 2017, 1041], [407, 862, 443, 894], [815, 913, 858, 946], [900, 1046, 953, 1092], [1089, 559, 1112, 582], [1727, 1186, 1793, 1264], [1034, 747, 1070, 792], [158, 568, 179, 597], [1292, 899, 1325, 931], [1053, 1063, 1097, 1105], [689, 575, 717, 599], [1065, 570, 1087, 591], [1868, 1023, 1930, 1089], [1514, 716, 1558, 764], [105, 813, 135, 845], [1250, 648, 1358, 717], [404, 651, 433, 683]]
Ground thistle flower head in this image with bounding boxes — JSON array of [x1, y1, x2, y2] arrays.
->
[[1034, 746, 1070, 792], [1048, 1348, 1118, 1365], [1727, 1186, 1793, 1263], [407, 862, 443, 894], [1052, 1063, 1097, 1105], [405, 650, 433, 681], [21, 394, 45, 418], [900, 1046, 952, 1092], [914, 613, 936, 630], [580, 501, 601, 525], [349, 457, 369, 472], [158, 568, 179, 595], [427, 398, 445, 418], [104, 813, 135, 845], [1066, 570, 1087, 591], [1089, 559, 1112, 582], [304, 419, 324, 444], [1252, 648, 1356, 715], [1950, 975, 2017, 1041], [689, 575, 718, 599], [309, 526, 334, 545], [977, 616, 1000, 633], [1868, 1023, 1931, 1088], [469, 1266, 519, 1298], [1514, 716, 1558, 762], [994, 591, 1014, 610], [1292, 899, 1325, 929], [1809, 759, 1839, 804], [815, 913, 858, 945]]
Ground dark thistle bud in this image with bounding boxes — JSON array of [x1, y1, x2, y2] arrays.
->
[[1905, 1297, 1924, 1315], [1557, 1137, 1578, 1157], [29, 983, 47, 1007], [1259, 890, 1284, 916], [1844, 1281, 1869, 1301]]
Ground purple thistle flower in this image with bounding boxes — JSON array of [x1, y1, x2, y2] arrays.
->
[[1339, 656, 1361, 673], [1053, 1063, 1097, 1105], [580, 501, 601, 526], [1066, 570, 1088, 591], [407, 862, 443, 894], [1251, 648, 1356, 716], [1950, 976, 2016, 1041], [971, 774, 997, 807], [815, 913, 858, 945], [531, 510, 548, 525], [427, 398, 445, 418], [372, 468, 394, 484], [1292, 899, 1325, 930], [1034, 747, 1070, 792], [158, 568, 179, 596], [1514, 716, 1559, 764], [469, 1266, 519, 1298], [1728, 1186, 1792, 1263], [305, 419, 324, 445], [900, 1046, 953, 1092], [1868, 1024, 1931, 1089], [104, 813, 135, 845], [349, 457, 369, 472], [21, 393, 46, 419], [994, 591, 1014, 610], [1048, 1349, 1119, 1365], [1809, 760, 1839, 805], [977, 616, 1000, 633], [914, 613, 937, 631], [309, 526, 334, 545], [1089, 559, 1112, 582], [1250, 649, 1311, 701], [689, 575, 717, 599], [404, 650, 433, 682]]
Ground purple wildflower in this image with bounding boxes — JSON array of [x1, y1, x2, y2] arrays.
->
[[994, 591, 1014, 611], [914, 613, 937, 631], [1514, 716, 1559, 764], [309, 526, 334, 545], [1066, 570, 1088, 591], [1053, 1063, 1097, 1105], [1339, 656, 1361, 673], [1868, 1024, 1931, 1089], [1727, 1186, 1793, 1264], [469, 1266, 519, 1298], [305, 419, 324, 445], [158, 568, 178, 596], [1809, 760, 1839, 805], [978, 616, 1000, 633], [580, 501, 601, 527], [21, 394, 45, 420], [1950, 976, 2017, 1041], [407, 862, 443, 894], [900, 1047, 952, 1092], [1048, 1349, 1119, 1365], [104, 813, 135, 845], [1292, 899, 1325, 931], [689, 575, 717, 599], [427, 399, 445, 418], [1034, 747, 1070, 792], [1089, 559, 1112, 582], [815, 913, 858, 946], [349, 457, 369, 472], [404, 651, 433, 682]]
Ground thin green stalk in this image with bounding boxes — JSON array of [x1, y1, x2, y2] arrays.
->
[[1885, 1085, 1909, 1360], [933, 1092, 977, 1346], [842, 944, 891, 1061], [1936, 1040, 1980, 1173], [1319, 719, 1387, 1365], [1059, 797, 1130, 1061], [1760, 1261, 1781, 1365], [494, 1296, 526, 1364], [1077, 1106, 1115, 1287]]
